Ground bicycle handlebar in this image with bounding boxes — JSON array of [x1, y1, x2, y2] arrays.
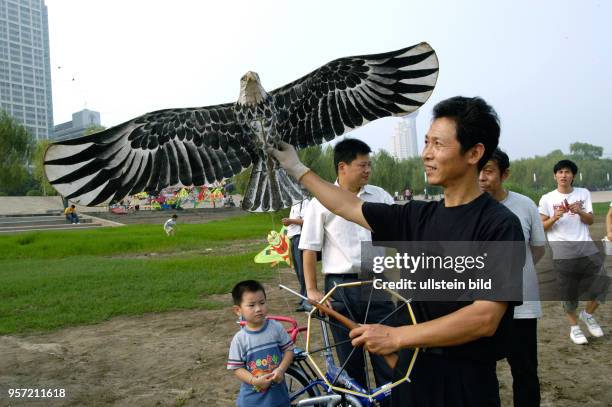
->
[[238, 315, 306, 343]]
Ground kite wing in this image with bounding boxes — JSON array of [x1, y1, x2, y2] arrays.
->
[[272, 42, 438, 148], [44, 104, 254, 206]]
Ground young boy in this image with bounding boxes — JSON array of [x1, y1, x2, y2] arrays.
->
[[163, 214, 177, 236], [227, 280, 294, 407]]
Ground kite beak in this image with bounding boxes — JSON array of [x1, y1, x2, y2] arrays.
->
[[244, 71, 258, 84]]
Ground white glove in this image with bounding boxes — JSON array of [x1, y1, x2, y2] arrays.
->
[[267, 141, 310, 181]]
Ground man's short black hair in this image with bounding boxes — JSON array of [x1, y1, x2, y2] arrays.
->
[[489, 148, 510, 174], [333, 138, 372, 175], [232, 280, 266, 305], [172, 214, 178, 219], [553, 159, 578, 175], [432, 96, 500, 170]]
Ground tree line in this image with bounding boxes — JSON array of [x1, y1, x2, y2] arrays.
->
[[1, 111, 610, 202], [235, 143, 612, 203], [0, 112, 104, 196]]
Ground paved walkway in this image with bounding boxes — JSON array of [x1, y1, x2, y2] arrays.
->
[[0, 196, 105, 216], [0, 195, 242, 216], [1, 191, 610, 217], [592, 191, 612, 203]]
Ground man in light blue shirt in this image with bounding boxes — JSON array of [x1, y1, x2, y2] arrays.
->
[[479, 148, 545, 407]]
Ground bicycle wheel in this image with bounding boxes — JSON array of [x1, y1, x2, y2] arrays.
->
[[301, 280, 418, 402], [285, 365, 320, 405], [337, 394, 364, 406]]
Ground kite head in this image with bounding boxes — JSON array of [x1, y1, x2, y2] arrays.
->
[[267, 230, 282, 247], [238, 71, 267, 106]]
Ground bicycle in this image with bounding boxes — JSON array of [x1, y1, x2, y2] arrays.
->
[[286, 317, 394, 406], [278, 281, 419, 406]]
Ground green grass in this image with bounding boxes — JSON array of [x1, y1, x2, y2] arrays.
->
[[593, 202, 610, 216], [0, 211, 287, 260], [0, 213, 287, 334], [1, 206, 606, 335]]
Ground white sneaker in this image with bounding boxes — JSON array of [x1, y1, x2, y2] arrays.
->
[[579, 311, 604, 337], [570, 326, 588, 344]]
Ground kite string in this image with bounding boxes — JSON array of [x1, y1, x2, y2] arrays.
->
[[269, 211, 297, 341]]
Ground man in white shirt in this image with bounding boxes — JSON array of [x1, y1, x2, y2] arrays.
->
[[299, 138, 394, 390], [282, 196, 310, 311], [539, 159, 606, 345], [479, 148, 545, 407]]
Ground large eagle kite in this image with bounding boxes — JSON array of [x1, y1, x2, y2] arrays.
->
[[44, 42, 439, 212]]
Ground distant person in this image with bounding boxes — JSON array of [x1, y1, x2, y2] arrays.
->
[[64, 204, 79, 224], [227, 280, 294, 407], [539, 159, 606, 344], [61, 195, 69, 210], [163, 214, 178, 236], [480, 148, 545, 407], [404, 188, 413, 201], [224, 195, 236, 207]]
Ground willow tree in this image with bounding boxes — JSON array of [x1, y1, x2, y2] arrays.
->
[[0, 111, 33, 195]]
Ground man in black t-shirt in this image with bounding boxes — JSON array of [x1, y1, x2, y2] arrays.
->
[[269, 96, 524, 407]]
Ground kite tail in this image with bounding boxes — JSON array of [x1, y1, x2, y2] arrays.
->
[[241, 155, 303, 212]]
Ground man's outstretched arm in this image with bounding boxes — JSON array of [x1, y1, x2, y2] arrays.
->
[[269, 142, 371, 230]]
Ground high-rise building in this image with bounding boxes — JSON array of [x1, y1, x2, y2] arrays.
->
[[390, 111, 418, 160], [0, 0, 53, 140], [54, 108, 101, 140]]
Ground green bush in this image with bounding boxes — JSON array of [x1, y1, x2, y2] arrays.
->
[[26, 189, 42, 196]]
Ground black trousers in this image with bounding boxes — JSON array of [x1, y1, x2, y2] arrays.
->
[[324, 274, 395, 391], [392, 352, 500, 407], [289, 235, 306, 298], [505, 318, 540, 407]]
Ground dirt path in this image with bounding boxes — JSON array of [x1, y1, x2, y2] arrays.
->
[[1, 271, 610, 407], [0, 269, 307, 407]]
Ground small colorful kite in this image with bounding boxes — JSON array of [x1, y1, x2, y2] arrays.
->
[[254, 227, 292, 267]]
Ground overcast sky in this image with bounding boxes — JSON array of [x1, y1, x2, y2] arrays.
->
[[46, 0, 611, 159]]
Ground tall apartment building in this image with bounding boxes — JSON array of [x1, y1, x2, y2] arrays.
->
[[0, 0, 53, 140], [390, 111, 418, 160]]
